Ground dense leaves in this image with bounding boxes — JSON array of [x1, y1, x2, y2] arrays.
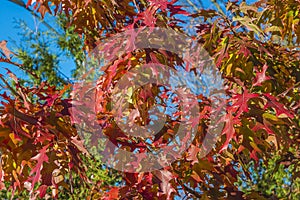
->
[[0, 0, 299, 199], [0, 77, 86, 197]]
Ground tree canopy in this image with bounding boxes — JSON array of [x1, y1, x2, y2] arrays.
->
[[0, 0, 299, 199]]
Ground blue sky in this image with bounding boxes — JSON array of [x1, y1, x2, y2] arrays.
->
[[0, 0, 75, 81], [0, 1, 33, 43], [0, 0, 32, 79]]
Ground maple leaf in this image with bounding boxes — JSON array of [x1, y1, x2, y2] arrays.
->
[[231, 88, 259, 118], [71, 136, 89, 155], [253, 64, 271, 86], [187, 144, 201, 164], [137, 6, 158, 27], [30, 145, 49, 191], [219, 110, 239, 152]]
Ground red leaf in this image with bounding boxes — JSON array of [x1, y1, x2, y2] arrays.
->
[[239, 45, 251, 57], [153, 170, 176, 198], [216, 48, 229, 67], [106, 187, 119, 199], [104, 187, 119, 200], [252, 122, 273, 135], [253, 64, 271, 86], [46, 93, 59, 106], [264, 94, 294, 118], [30, 145, 49, 191], [37, 185, 48, 198], [232, 89, 259, 118], [138, 7, 157, 27], [169, 5, 189, 16], [149, 0, 171, 11], [34, 130, 55, 144], [71, 136, 89, 155], [250, 150, 259, 161], [219, 111, 238, 152], [187, 144, 201, 164]]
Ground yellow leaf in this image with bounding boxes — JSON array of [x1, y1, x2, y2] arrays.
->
[[21, 126, 30, 134], [265, 26, 281, 32], [92, 7, 96, 15], [13, 161, 17, 169], [263, 113, 285, 124], [9, 133, 20, 145], [226, 63, 233, 76]]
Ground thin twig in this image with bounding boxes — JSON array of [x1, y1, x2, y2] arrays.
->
[[8, 0, 61, 35]]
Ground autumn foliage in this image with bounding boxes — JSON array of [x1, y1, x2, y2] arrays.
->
[[0, 0, 299, 199]]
